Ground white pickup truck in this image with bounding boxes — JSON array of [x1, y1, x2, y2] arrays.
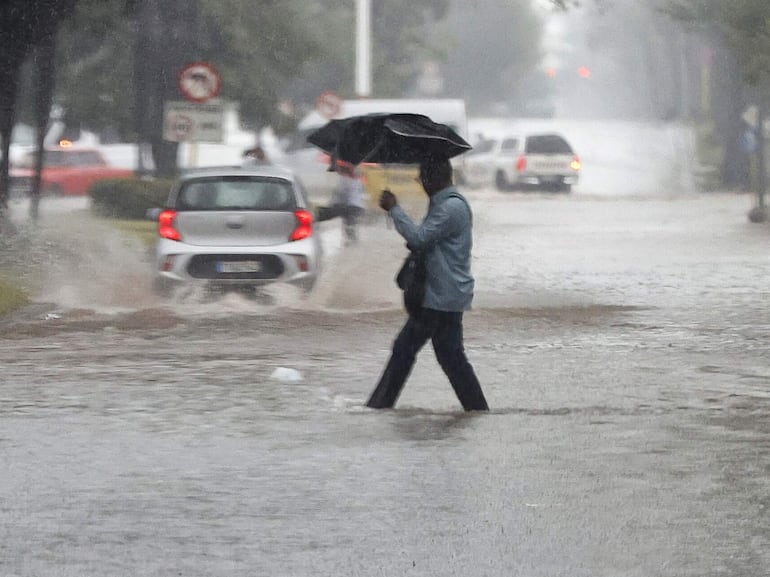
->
[[456, 132, 581, 193]]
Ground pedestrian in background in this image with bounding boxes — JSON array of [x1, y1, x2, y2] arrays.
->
[[243, 145, 270, 165], [366, 156, 489, 411], [315, 160, 367, 244]]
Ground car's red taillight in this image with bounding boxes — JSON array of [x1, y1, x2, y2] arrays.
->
[[290, 209, 313, 241], [516, 155, 527, 172], [158, 209, 181, 241], [570, 155, 582, 171]]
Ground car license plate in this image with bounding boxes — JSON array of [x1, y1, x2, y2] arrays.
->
[[218, 261, 261, 273]]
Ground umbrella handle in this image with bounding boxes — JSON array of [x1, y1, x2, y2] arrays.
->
[[360, 136, 387, 164], [383, 168, 392, 229]]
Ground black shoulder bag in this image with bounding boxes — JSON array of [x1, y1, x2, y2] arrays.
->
[[396, 249, 427, 317]]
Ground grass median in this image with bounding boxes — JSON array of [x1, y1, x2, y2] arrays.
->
[[107, 218, 158, 248], [0, 276, 30, 316]]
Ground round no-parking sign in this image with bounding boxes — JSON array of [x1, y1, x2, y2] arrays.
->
[[179, 62, 222, 103]]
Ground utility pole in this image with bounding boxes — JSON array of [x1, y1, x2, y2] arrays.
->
[[748, 95, 768, 223], [758, 106, 766, 209], [749, 105, 768, 222], [355, 0, 372, 97]]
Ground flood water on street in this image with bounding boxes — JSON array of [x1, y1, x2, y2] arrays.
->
[[1, 190, 769, 576]]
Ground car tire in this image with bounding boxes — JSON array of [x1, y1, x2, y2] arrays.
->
[[495, 171, 509, 191]]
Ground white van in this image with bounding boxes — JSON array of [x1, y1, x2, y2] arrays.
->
[[279, 98, 468, 202]]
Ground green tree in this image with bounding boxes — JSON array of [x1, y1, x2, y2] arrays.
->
[[667, 0, 770, 87], [668, 0, 770, 202], [665, 0, 770, 86], [48, 0, 454, 139], [439, 0, 542, 113], [369, 0, 450, 96], [718, 1, 770, 86], [46, 0, 323, 173], [0, 0, 78, 215], [53, 0, 136, 139], [283, 0, 451, 106], [7, 0, 575, 184], [197, 0, 322, 130]]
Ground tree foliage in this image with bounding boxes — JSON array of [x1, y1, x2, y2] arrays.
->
[[196, 0, 322, 128], [719, 0, 770, 86], [283, 0, 452, 105], [667, 0, 770, 86], [439, 0, 542, 113], [32, 0, 457, 138], [0, 0, 78, 211], [5, 0, 574, 182], [53, 0, 135, 137]]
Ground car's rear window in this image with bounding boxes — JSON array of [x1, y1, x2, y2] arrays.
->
[[176, 176, 295, 211], [525, 135, 573, 155], [501, 138, 519, 152]]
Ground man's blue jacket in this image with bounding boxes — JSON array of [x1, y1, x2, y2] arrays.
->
[[389, 185, 475, 312]]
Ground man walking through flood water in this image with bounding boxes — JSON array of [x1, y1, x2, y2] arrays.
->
[[366, 156, 489, 411]]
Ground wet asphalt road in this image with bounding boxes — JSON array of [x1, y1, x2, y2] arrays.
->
[[1, 190, 769, 576]]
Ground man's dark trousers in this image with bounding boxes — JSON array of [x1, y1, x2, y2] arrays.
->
[[366, 308, 489, 411]]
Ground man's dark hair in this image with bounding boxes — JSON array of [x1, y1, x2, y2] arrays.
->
[[419, 157, 453, 194]]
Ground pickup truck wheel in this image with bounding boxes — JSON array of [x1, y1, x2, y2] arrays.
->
[[495, 171, 509, 191]]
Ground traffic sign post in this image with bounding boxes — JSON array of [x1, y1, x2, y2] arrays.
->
[[163, 101, 224, 143], [171, 63, 224, 166]]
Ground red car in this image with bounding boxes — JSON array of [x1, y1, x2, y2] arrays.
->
[[10, 147, 135, 196]]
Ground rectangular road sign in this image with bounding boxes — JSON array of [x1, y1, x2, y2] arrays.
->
[[163, 101, 224, 143]]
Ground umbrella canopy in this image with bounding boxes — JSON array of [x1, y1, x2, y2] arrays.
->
[[307, 112, 472, 167]]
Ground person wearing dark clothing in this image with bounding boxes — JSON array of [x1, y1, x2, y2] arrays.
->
[[366, 157, 489, 411]]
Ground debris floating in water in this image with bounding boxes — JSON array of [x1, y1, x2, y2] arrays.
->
[[270, 367, 303, 382]]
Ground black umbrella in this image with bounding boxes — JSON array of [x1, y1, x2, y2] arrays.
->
[[307, 112, 472, 167]]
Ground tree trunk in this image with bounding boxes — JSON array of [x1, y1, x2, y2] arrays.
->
[[0, 67, 20, 216], [30, 34, 57, 220], [0, 47, 25, 217], [137, 0, 186, 179], [0, 0, 77, 221]]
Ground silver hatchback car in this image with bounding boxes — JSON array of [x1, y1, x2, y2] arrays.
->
[[150, 165, 322, 297]]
